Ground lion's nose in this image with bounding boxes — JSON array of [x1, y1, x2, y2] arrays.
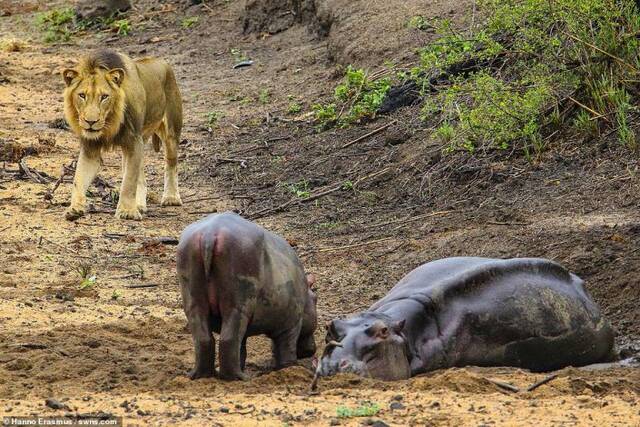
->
[[85, 119, 98, 126]]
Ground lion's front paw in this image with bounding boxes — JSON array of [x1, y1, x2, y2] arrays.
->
[[115, 206, 143, 220], [161, 194, 182, 206], [65, 207, 85, 221]]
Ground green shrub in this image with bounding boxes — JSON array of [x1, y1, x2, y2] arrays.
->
[[181, 16, 199, 29], [36, 8, 75, 42], [413, 0, 640, 154], [314, 66, 391, 128]]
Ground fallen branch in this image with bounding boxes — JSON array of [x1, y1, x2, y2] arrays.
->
[[487, 378, 520, 393], [125, 284, 159, 289], [486, 221, 530, 226], [44, 160, 76, 201], [9, 343, 48, 349], [145, 236, 179, 246], [18, 158, 50, 184], [216, 156, 249, 168], [526, 373, 558, 392], [341, 120, 397, 149], [182, 196, 221, 204]]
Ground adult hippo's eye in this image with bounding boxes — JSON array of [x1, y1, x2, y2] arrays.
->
[[100, 94, 109, 102]]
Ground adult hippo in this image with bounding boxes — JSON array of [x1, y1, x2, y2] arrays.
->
[[318, 257, 614, 380], [177, 212, 318, 380]]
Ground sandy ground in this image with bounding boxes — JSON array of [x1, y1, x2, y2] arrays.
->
[[1, 0, 639, 425]]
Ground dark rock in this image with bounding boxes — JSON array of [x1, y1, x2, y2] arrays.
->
[[370, 421, 390, 427], [75, 0, 131, 20], [45, 398, 68, 410], [389, 402, 405, 410], [329, 418, 340, 426]]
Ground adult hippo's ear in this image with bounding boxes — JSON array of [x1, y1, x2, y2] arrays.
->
[[365, 321, 390, 339], [325, 319, 347, 341], [365, 319, 406, 339]]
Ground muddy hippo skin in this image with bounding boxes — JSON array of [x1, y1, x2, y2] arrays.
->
[[177, 212, 318, 380], [319, 257, 614, 380]]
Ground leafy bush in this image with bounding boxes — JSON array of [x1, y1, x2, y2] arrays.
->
[[313, 66, 391, 128], [316, 0, 640, 157], [36, 8, 133, 42], [36, 8, 76, 42], [413, 0, 640, 155]]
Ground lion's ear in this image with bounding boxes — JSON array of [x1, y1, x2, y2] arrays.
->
[[62, 68, 78, 86], [107, 68, 125, 86]]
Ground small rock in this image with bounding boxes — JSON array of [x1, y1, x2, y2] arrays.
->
[[136, 409, 148, 416], [370, 421, 390, 427], [391, 394, 403, 401], [389, 402, 405, 410], [45, 398, 68, 410], [219, 406, 230, 413], [329, 418, 340, 426]]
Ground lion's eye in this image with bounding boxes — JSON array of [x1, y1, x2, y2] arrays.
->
[[78, 93, 86, 100], [100, 94, 109, 101]]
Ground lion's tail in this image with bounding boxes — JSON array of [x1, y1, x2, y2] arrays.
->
[[152, 133, 162, 153]]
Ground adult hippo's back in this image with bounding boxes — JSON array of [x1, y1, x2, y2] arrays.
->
[[319, 257, 615, 380]]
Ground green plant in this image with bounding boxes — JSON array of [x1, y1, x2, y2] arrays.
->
[[111, 290, 122, 300], [230, 47, 248, 62], [314, 66, 392, 128], [259, 88, 270, 104], [408, 0, 640, 155], [206, 111, 223, 127], [36, 8, 75, 42], [181, 16, 199, 29], [75, 262, 96, 290], [287, 102, 302, 114], [288, 180, 310, 199], [336, 402, 380, 418], [435, 121, 455, 143], [111, 18, 131, 36], [408, 15, 431, 30]]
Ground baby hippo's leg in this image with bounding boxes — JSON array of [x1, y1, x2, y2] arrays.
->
[[272, 320, 303, 369], [218, 308, 250, 381]]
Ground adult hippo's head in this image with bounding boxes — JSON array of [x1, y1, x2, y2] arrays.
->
[[317, 313, 411, 380]]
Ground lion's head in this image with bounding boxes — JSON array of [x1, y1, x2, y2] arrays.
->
[[62, 50, 126, 142]]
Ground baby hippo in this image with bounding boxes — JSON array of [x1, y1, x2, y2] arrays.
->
[[177, 212, 318, 380]]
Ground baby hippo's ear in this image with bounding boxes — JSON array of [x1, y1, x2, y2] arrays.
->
[[306, 273, 316, 289], [326, 319, 347, 341], [62, 68, 78, 86]]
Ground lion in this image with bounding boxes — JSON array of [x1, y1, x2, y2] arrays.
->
[[62, 49, 183, 221]]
